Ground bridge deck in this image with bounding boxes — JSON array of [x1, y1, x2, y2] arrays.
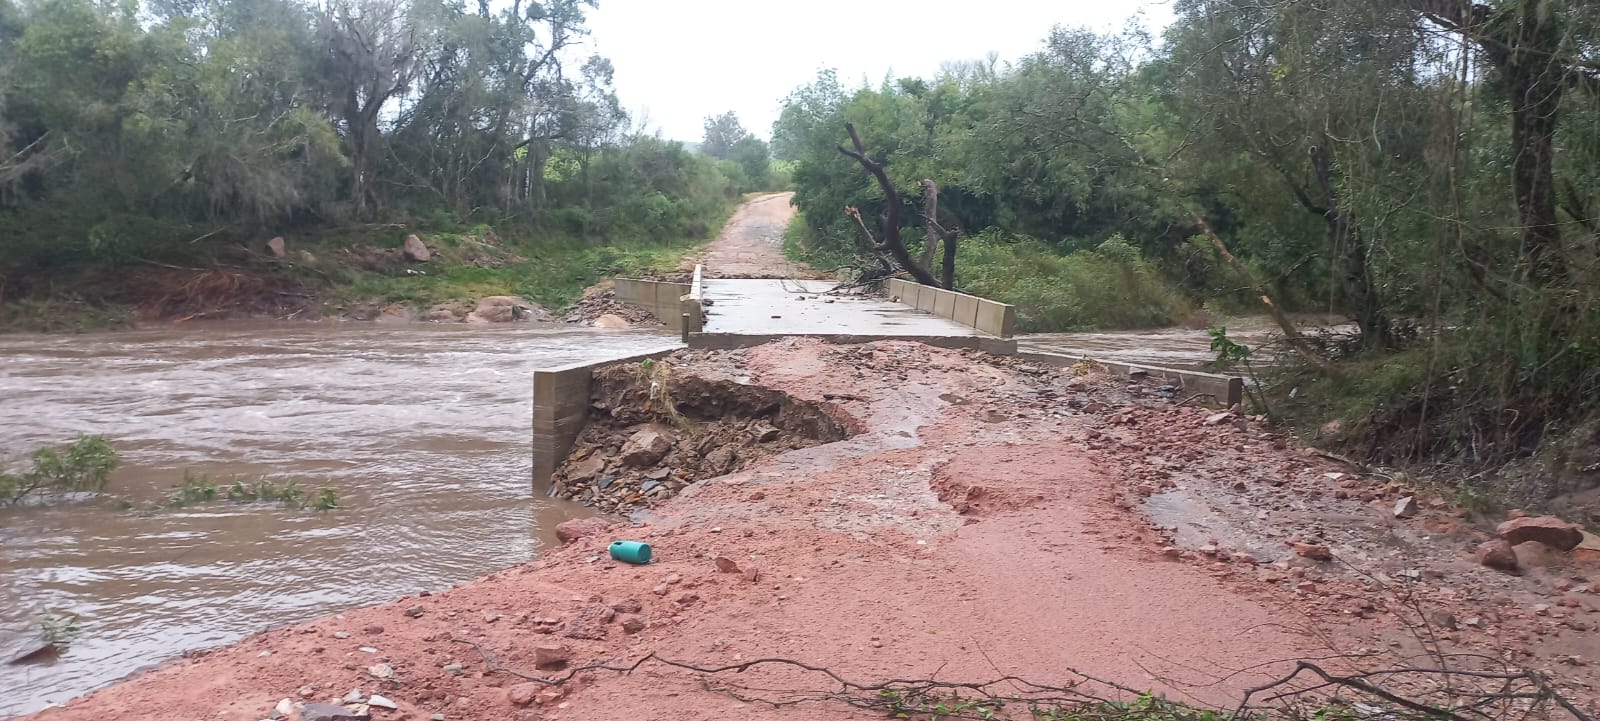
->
[[700, 279, 983, 338]]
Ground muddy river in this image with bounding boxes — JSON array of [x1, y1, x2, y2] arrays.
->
[[0, 323, 679, 717]]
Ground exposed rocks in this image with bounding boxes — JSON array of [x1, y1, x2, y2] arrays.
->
[[266, 236, 287, 258], [550, 361, 851, 513], [403, 234, 431, 262], [1497, 516, 1584, 551], [1476, 539, 1521, 573], [1393, 496, 1419, 518], [367, 695, 397, 710], [620, 616, 646, 634], [465, 296, 546, 324], [562, 284, 664, 326], [404, 605, 424, 618], [611, 598, 643, 614]]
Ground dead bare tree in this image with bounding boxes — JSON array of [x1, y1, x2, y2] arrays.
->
[[836, 123, 945, 288]]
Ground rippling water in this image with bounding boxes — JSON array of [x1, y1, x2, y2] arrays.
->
[[0, 322, 680, 717]]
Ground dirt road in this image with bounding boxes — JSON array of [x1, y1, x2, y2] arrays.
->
[[24, 340, 1598, 720], [686, 192, 821, 279]]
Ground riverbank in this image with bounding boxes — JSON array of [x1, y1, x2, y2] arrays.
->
[[21, 339, 1599, 720], [0, 196, 759, 335]]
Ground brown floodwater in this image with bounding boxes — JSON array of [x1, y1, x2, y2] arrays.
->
[[1021, 317, 1301, 370], [0, 321, 680, 717]]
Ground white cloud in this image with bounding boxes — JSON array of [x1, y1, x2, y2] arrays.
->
[[587, 0, 1174, 142]]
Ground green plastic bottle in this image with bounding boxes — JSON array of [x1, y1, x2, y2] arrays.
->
[[609, 540, 652, 565]]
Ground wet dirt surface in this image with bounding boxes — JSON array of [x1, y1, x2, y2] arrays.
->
[[684, 192, 823, 279], [0, 322, 680, 716], [10, 337, 1598, 720]]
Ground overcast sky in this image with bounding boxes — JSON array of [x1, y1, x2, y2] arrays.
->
[[586, 0, 1176, 143]]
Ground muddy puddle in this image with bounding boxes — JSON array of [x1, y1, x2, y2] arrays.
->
[[0, 321, 678, 717]]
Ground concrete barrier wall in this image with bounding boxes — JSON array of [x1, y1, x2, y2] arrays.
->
[[1018, 350, 1244, 408], [531, 346, 681, 492], [613, 279, 690, 331], [886, 278, 1016, 338]]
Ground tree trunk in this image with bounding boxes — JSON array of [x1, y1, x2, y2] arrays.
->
[[1507, 49, 1564, 282], [920, 179, 939, 270], [1309, 144, 1392, 349]]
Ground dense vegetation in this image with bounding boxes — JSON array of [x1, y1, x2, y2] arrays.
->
[[0, 0, 774, 328], [775, 0, 1600, 502]]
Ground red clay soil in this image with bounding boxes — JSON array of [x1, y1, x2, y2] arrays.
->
[[21, 340, 1600, 721]]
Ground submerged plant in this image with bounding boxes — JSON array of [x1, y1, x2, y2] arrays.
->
[[38, 612, 81, 651], [0, 435, 119, 506]]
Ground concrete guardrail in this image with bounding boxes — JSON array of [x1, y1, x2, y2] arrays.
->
[[612, 278, 691, 332], [885, 278, 1016, 338]]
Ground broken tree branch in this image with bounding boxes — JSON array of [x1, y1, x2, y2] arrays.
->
[[837, 123, 944, 288]]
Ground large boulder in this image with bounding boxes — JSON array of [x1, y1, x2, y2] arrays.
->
[[619, 426, 675, 467], [591, 313, 629, 329], [554, 516, 612, 544], [1497, 516, 1584, 551], [403, 234, 431, 262], [465, 295, 546, 323]]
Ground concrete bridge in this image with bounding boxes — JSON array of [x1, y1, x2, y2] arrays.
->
[[530, 267, 1244, 489], [610, 267, 1017, 353]]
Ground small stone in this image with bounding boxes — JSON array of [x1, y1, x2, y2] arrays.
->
[[507, 682, 541, 707], [1289, 541, 1333, 561], [442, 663, 465, 676], [404, 605, 424, 618], [300, 703, 370, 721], [534, 688, 565, 706], [713, 556, 741, 574], [1204, 412, 1233, 426], [297, 685, 316, 698], [1393, 496, 1419, 519], [651, 583, 669, 596], [533, 644, 572, 670], [664, 574, 682, 585], [343, 689, 365, 704], [1464, 616, 1484, 628], [621, 617, 646, 634], [1534, 604, 1551, 616], [1428, 611, 1458, 630], [1475, 539, 1520, 573], [1554, 578, 1576, 592], [367, 695, 397, 710], [266, 236, 287, 257], [274, 698, 294, 718], [869, 640, 882, 648], [367, 663, 394, 679], [554, 516, 611, 544], [675, 593, 700, 606], [333, 631, 351, 639], [611, 598, 643, 614], [431, 716, 446, 721], [363, 625, 384, 635]]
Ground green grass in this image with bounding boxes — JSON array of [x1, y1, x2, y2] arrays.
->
[[294, 207, 733, 315]]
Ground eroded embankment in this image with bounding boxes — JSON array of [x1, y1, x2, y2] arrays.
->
[[16, 339, 1600, 721], [550, 360, 854, 514]]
